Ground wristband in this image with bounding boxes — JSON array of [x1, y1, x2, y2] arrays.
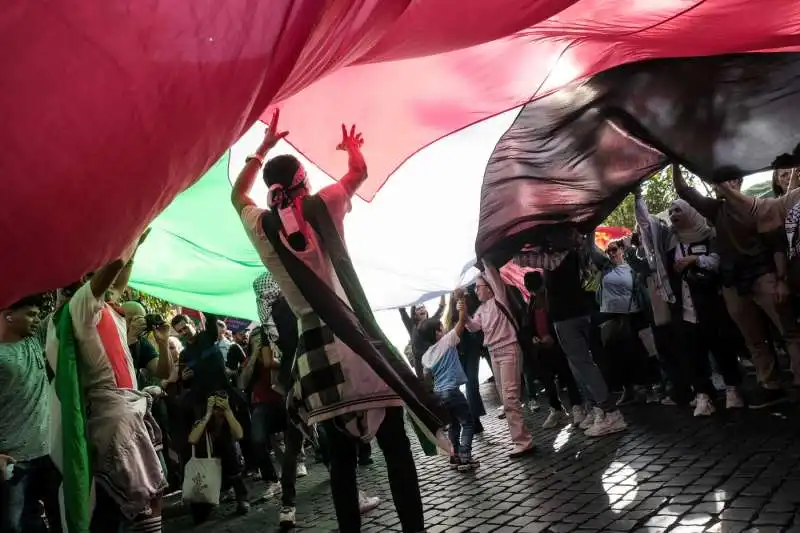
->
[[246, 153, 265, 166]]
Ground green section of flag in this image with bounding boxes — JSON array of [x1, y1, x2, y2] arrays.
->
[[54, 305, 91, 533], [130, 152, 265, 319]]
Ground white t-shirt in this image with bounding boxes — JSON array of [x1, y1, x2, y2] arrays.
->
[[240, 183, 352, 317], [46, 282, 136, 392], [421, 329, 467, 393]]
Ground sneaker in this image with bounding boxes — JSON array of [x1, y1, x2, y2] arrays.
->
[[571, 405, 587, 427], [263, 481, 282, 500], [236, 500, 251, 515], [449, 456, 460, 470], [749, 387, 788, 410], [279, 506, 296, 527], [645, 387, 661, 404], [528, 399, 542, 411], [584, 409, 627, 437], [457, 458, 480, 472], [358, 491, 381, 514], [296, 463, 308, 477], [542, 408, 564, 429], [508, 446, 536, 459], [725, 387, 745, 409], [693, 393, 715, 417], [660, 396, 678, 406], [579, 407, 599, 430]]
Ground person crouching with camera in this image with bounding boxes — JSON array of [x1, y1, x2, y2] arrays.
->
[[187, 391, 249, 522]]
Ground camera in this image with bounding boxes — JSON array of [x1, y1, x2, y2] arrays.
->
[[144, 313, 166, 332]]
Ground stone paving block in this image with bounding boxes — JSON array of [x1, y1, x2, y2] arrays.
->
[[163, 384, 800, 533], [752, 512, 793, 526]]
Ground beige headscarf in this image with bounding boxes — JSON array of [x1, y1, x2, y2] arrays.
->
[[670, 199, 714, 244]]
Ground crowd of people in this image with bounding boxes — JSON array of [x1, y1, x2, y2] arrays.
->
[[3, 107, 800, 533]]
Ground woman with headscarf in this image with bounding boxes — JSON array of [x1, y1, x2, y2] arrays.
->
[[637, 193, 745, 416]]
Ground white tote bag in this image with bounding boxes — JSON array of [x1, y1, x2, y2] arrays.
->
[[182, 433, 222, 505]]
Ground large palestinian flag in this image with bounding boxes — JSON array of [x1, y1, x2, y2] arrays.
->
[[3, 0, 800, 312]]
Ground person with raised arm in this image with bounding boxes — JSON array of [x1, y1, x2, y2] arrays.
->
[[231, 110, 427, 533], [673, 164, 800, 407], [46, 230, 167, 533]]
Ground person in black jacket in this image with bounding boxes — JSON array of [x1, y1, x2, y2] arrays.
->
[[399, 295, 446, 378], [525, 271, 584, 429]]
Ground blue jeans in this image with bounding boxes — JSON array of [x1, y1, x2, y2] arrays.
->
[[438, 388, 474, 459], [1, 455, 61, 533]]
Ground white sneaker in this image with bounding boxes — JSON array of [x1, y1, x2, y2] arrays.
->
[[584, 409, 627, 437], [693, 393, 715, 417], [571, 405, 587, 427], [579, 407, 600, 430], [263, 481, 282, 500], [542, 408, 563, 429], [279, 506, 296, 527], [725, 387, 745, 409], [296, 463, 308, 477], [358, 491, 380, 514]]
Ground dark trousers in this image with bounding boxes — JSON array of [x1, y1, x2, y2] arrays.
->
[[652, 322, 692, 404], [601, 312, 659, 389], [459, 348, 486, 420], [438, 389, 474, 459], [321, 407, 424, 533], [679, 320, 742, 396], [250, 402, 302, 507], [1, 455, 61, 533], [536, 344, 583, 410]]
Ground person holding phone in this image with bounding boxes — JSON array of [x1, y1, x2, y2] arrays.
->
[[187, 391, 249, 521]]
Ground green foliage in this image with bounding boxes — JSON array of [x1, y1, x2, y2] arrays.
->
[[127, 289, 175, 318], [603, 166, 704, 230]]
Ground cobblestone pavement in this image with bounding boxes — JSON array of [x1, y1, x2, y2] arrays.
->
[[164, 384, 800, 533]]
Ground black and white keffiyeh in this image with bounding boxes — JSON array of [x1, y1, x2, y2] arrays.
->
[[253, 271, 281, 342]]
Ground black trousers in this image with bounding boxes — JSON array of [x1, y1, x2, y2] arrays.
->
[[601, 312, 659, 389], [679, 319, 742, 396], [534, 344, 583, 410], [652, 322, 692, 404], [459, 347, 486, 420], [321, 407, 424, 533]]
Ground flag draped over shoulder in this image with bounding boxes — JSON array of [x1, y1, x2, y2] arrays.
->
[[53, 305, 91, 533]]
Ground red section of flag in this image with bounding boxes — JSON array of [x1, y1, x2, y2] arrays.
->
[[3, 0, 800, 306]]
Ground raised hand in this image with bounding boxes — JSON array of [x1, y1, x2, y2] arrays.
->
[[262, 109, 289, 150], [336, 124, 364, 153]]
